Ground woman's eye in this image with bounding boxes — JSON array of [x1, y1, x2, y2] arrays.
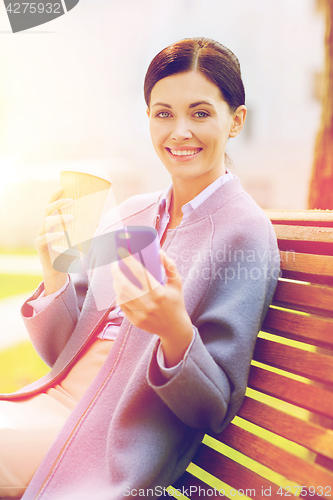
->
[[194, 111, 209, 118], [156, 111, 170, 118]]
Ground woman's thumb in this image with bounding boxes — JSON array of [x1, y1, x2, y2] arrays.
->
[[160, 250, 181, 286]]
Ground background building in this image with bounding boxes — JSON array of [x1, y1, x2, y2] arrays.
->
[[0, 0, 325, 247]]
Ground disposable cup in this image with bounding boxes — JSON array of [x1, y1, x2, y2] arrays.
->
[[53, 170, 112, 260]]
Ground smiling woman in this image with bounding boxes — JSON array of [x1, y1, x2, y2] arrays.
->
[[0, 38, 279, 500], [144, 39, 247, 241], [148, 71, 246, 186]]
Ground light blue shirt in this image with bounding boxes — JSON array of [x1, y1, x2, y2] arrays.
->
[[99, 169, 235, 339]]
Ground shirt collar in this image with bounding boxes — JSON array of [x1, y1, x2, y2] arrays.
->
[[158, 169, 234, 222]]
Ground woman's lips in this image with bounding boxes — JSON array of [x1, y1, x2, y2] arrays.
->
[[166, 147, 202, 160]]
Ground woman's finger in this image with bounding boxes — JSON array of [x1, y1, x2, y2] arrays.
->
[[42, 213, 73, 233], [160, 250, 181, 287], [117, 249, 154, 289], [112, 258, 148, 294], [111, 259, 150, 304], [119, 248, 164, 292], [111, 274, 135, 307], [45, 198, 74, 218], [48, 186, 64, 204], [35, 231, 66, 251]]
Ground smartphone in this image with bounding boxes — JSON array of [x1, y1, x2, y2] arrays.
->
[[115, 226, 164, 289]]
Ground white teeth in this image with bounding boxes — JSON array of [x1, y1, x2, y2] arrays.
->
[[169, 149, 200, 156]]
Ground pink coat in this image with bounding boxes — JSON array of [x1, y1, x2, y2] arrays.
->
[[1, 177, 279, 500]]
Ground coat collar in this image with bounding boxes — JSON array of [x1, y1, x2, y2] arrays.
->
[[152, 176, 243, 230]]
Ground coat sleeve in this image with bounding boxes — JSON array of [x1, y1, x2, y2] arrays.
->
[[147, 217, 280, 434], [21, 272, 88, 367], [19, 197, 130, 367], [19, 194, 160, 368]]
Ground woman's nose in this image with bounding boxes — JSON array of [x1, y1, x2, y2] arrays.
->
[[171, 119, 193, 141]]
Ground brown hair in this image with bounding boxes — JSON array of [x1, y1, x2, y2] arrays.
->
[[144, 37, 245, 111]]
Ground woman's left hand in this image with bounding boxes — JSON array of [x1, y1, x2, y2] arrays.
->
[[110, 249, 194, 368]]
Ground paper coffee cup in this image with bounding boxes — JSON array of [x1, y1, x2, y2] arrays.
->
[[56, 169, 112, 253]]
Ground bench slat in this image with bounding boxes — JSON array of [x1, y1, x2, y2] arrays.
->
[[280, 251, 333, 277], [248, 365, 333, 419], [216, 423, 333, 489], [273, 225, 333, 243], [192, 444, 287, 499], [273, 280, 333, 314], [262, 308, 333, 349], [172, 472, 221, 499], [238, 397, 333, 458], [174, 211, 333, 498], [172, 469, 285, 500], [253, 338, 333, 384], [265, 210, 333, 224]]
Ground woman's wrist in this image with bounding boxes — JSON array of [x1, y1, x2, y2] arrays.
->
[[43, 270, 68, 296], [159, 315, 194, 368]]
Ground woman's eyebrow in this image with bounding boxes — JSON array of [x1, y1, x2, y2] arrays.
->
[[189, 101, 214, 108], [151, 102, 172, 108], [151, 100, 214, 109]]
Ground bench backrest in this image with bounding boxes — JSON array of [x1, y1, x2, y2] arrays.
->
[[172, 210, 333, 499]]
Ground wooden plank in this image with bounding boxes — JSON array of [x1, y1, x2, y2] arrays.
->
[[214, 423, 333, 489], [191, 444, 287, 499], [172, 472, 223, 499], [262, 308, 333, 349], [248, 365, 333, 419], [172, 469, 284, 500], [273, 280, 333, 315], [280, 252, 333, 277], [278, 270, 333, 287], [264, 209, 333, 224], [273, 225, 333, 243], [238, 397, 333, 458], [253, 338, 333, 384]]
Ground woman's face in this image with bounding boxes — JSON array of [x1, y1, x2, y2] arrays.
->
[[147, 70, 245, 187]]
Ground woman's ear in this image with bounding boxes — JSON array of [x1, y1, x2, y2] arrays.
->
[[146, 107, 150, 118], [229, 105, 247, 138]]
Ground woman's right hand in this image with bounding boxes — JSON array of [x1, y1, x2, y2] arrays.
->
[[35, 187, 74, 296]]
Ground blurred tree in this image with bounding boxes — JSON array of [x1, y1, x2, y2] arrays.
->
[[308, 0, 333, 209], [308, 5, 333, 467]]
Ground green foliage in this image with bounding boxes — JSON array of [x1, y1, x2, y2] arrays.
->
[[0, 341, 49, 393], [0, 247, 37, 255], [0, 268, 45, 392], [0, 274, 42, 299]]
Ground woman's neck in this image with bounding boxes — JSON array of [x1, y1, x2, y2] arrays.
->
[[170, 171, 224, 219]]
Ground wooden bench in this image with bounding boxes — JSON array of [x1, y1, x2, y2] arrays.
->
[[172, 210, 333, 499]]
